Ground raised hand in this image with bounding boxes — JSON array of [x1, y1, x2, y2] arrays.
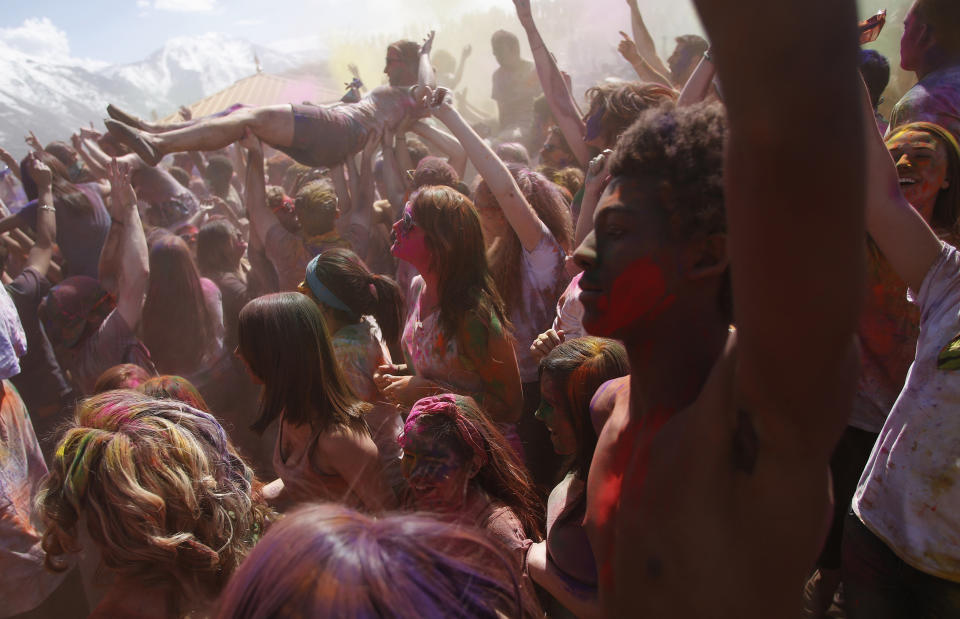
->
[[238, 127, 261, 153], [618, 31, 642, 63], [513, 0, 533, 22], [106, 157, 137, 214], [0, 146, 17, 168], [420, 31, 436, 56], [79, 126, 103, 141], [24, 154, 52, 187], [25, 131, 43, 153], [429, 87, 453, 112]]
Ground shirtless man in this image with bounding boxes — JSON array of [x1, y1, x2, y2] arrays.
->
[[105, 35, 439, 169], [574, 0, 866, 614]]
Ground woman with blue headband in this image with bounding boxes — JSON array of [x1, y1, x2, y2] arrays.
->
[[301, 248, 406, 495]]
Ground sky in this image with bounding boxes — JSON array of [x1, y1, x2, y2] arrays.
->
[[0, 0, 706, 67]]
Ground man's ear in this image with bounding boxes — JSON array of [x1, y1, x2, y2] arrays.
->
[[684, 234, 729, 280]]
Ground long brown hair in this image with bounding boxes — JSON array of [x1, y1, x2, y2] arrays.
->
[[411, 186, 511, 342], [142, 234, 215, 374], [237, 292, 369, 435], [476, 165, 573, 314]]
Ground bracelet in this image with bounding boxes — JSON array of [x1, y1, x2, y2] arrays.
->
[[38, 203, 55, 213]]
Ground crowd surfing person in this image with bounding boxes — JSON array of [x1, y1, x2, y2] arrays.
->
[[104, 35, 440, 169]]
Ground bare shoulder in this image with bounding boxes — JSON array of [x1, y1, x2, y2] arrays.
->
[[589, 375, 630, 434], [315, 423, 379, 462]]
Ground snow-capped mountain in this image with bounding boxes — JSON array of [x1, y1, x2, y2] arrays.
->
[[101, 33, 304, 119], [0, 34, 322, 160]]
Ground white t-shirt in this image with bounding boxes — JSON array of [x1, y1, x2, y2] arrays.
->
[[512, 220, 568, 383], [853, 242, 960, 583]]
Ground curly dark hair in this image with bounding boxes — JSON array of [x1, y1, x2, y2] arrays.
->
[[610, 102, 727, 243], [609, 102, 730, 319]]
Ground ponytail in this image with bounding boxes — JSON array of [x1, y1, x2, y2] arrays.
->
[[305, 249, 404, 350]]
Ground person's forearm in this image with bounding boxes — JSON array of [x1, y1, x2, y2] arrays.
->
[[0, 150, 21, 181], [27, 184, 56, 275], [380, 133, 407, 212], [861, 84, 940, 292], [117, 206, 149, 328], [433, 106, 540, 251], [75, 141, 107, 179], [244, 146, 277, 245], [695, 0, 865, 400], [418, 48, 436, 92], [627, 0, 671, 78], [98, 222, 123, 295], [628, 55, 673, 88], [518, 17, 591, 167], [677, 56, 716, 106], [393, 135, 415, 191], [410, 121, 467, 179], [527, 546, 602, 619]]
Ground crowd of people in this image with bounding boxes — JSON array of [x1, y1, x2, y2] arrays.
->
[[1, 0, 959, 616]]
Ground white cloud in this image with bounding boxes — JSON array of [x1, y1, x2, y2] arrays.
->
[[147, 0, 218, 12], [0, 17, 71, 60]]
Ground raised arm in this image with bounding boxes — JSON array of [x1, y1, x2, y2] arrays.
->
[[239, 129, 279, 247], [677, 54, 717, 107], [617, 32, 673, 87], [411, 31, 437, 104], [625, 0, 672, 79], [346, 133, 381, 261], [696, 0, 864, 439], [71, 132, 107, 180], [379, 129, 407, 213], [0, 147, 21, 182], [22, 156, 56, 276], [513, 0, 592, 168], [449, 45, 472, 89], [432, 92, 544, 251], [861, 83, 940, 292], [107, 159, 149, 331], [409, 121, 467, 179]]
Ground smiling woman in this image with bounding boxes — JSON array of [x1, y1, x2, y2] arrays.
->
[[885, 121, 960, 234]]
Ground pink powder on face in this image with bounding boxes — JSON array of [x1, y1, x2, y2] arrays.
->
[[589, 257, 676, 335]]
